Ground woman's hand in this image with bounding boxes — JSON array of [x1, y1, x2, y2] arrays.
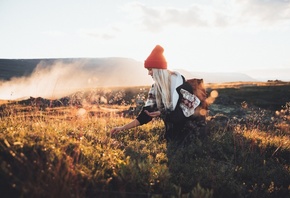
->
[[144, 110, 161, 118], [110, 126, 124, 135], [109, 119, 141, 136]]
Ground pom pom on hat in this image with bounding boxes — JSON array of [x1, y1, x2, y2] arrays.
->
[[144, 45, 167, 69]]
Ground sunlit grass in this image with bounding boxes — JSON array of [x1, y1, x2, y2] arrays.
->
[[235, 102, 290, 151], [0, 105, 171, 197], [206, 81, 290, 89], [242, 129, 290, 150], [0, 86, 290, 197]]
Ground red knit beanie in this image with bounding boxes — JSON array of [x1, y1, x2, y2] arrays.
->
[[144, 45, 167, 69]]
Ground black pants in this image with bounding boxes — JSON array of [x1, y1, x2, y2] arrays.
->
[[164, 120, 188, 142], [164, 119, 206, 143]]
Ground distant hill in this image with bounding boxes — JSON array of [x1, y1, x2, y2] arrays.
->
[[0, 59, 41, 80], [243, 68, 290, 82], [0, 58, 152, 86], [175, 69, 257, 83], [0, 58, 260, 100], [0, 58, 256, 84], [0, 58, 153, 99]]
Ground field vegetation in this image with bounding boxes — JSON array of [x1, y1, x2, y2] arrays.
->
[[0, 82, 290, 198]]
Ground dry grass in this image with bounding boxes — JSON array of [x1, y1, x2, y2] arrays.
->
[[206, 81, 290, 89], [0, 84, 290, 197]]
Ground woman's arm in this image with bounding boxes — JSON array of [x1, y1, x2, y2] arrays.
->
[[110, 110, 161, 135], [110, 85, 160, 135], [144, 110, 161, 117], [110, 119, 140, 135]]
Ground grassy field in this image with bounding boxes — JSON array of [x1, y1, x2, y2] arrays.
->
[[0, 82, 290, 198]]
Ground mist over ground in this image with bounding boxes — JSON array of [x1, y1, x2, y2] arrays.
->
[[0, 58, 152, 100], [0, 58, 289, 100]]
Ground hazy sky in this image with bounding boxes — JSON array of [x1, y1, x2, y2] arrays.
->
[[1, 0, 290, 73]]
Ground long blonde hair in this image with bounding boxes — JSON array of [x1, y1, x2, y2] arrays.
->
[[152, 69, 173, 110]]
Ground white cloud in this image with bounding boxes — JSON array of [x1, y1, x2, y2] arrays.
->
[[235, 0, 290, 25], [126, 2, 210, 32], [123, 1, 290, 33]]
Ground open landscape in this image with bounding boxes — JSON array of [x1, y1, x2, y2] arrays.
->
[[0, 80, 289, 198], [2, 0, 290, 197]]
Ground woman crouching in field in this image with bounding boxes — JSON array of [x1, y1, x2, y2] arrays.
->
[[110, 45, 205, 142]]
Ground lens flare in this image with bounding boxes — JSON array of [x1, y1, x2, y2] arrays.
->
[[210, 90, 218, 98]]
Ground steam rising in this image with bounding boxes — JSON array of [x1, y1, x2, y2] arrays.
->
[[0, 61, 115, 100], [0, 58, 152, 100]]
